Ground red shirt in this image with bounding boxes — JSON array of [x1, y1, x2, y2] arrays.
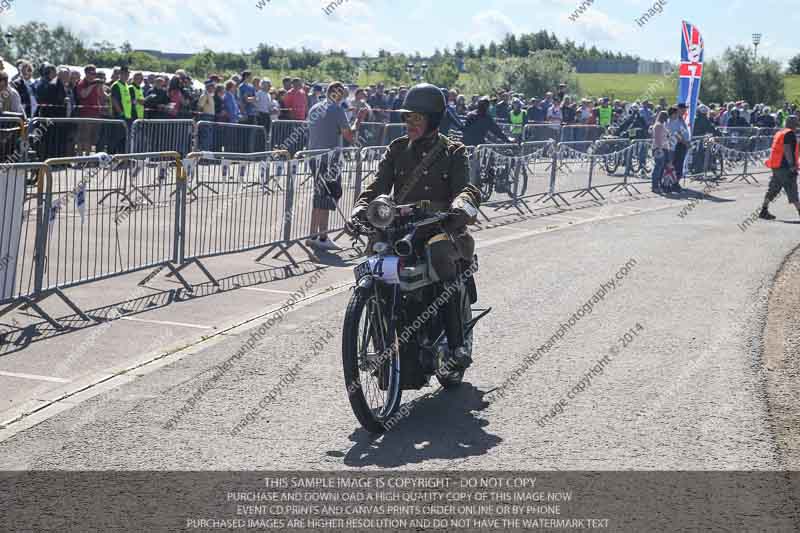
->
[[284, 88, 308, 120], [76, 78, 104, 118]]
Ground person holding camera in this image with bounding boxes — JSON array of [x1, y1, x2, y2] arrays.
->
[[74, 65, 105, 154]]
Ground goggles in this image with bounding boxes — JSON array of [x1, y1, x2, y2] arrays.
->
[[402, 112, 426, 125]]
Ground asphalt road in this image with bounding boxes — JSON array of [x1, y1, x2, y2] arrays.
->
[[1, 174, 799, 476]]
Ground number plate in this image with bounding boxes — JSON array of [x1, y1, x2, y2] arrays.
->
[[354, 260, 372, 282], [353, 256, 400, 284]]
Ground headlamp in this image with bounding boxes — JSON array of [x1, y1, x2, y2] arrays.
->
[[366, 195, 395, 229]]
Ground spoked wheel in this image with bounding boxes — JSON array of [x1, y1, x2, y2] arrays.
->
[[342, 287, 402, 434], [632, 154, 650, 175], [603, 154, 620, 174], [479, 170, 494, 202], [437, 287, 473, 389], [510, 164, 529, 199], [712, 151, 724, 179]]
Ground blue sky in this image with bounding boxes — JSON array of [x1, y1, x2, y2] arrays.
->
[[5, 0, 798, 63]]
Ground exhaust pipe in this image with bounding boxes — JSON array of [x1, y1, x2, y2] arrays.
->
[[394, 234, 414, 257]]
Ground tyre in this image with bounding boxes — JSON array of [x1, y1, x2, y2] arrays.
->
[[603, 154, 620, 174], [512, 164, 529, 198], [342, 286, 402, 434], [479, 172, 494, 202], [437, 287, 472, 389], [712, 152, 724, 179]]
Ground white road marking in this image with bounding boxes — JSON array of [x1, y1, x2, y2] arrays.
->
[[0, 187, 761, 439], [0, 371, 70, 383], [119, 317, 214, 330], [240, 287, 295, 295], [476, 202, 680, 249]]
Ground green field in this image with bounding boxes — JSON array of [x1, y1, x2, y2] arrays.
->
[[574, 74, 673, 102], [252, 68, 800, 104], [577, 73, 800, 103]]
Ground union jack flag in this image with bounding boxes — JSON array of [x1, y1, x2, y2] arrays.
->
[[679, 21, 705, 131]]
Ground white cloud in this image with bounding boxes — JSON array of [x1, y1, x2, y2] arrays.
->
[[471, 10, 516, 43], [561, 9, 629, 43]]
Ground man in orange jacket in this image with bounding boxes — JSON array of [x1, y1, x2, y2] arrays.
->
[[760, 115, 800, 220]]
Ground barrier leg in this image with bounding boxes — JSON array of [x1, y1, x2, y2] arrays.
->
[[17, 288, 93, 330], [160, 260, 215, 292]]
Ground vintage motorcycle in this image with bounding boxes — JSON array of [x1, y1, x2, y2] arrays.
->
[[342, 195, 490, 434]]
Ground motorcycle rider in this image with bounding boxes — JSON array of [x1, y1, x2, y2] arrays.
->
[[350, 83, 482, 370], [462, 96, 513, 147], [438, 87, 464, 137], [691, 105, 720, 174], [617, 103, 649, 170]]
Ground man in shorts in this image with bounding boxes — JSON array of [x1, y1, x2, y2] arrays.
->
[[760, 115, 800, 220], [306, 82, 361, 251]]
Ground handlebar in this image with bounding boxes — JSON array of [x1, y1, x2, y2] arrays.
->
[[347, 209, 451, 237]]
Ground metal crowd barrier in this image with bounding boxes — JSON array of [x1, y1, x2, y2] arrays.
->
[[719, 127, 758, 139], [359, 146, 387, 190], [473, 144, 527, 211], [356, 122, 386, 147], [0, 134, 779, 331], [29, 117, 129, 160], [524, 123, 562, 142], [195, 121, 267, 153], [130, 119, 194, 157], [269, 120, 308, 155], [290, 148, 361, 247], [560, 125, 605, 143], [0, 117, 26, 162], [0, 163, 47, 312], [706, 136, 772, 184], [179, 151, 292, 277], [383, 123, 407, 144], [40, 153, 183, 295]]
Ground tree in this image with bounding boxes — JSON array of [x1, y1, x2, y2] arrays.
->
[[698, 59, 728, 104], [183, 50, 216, 78], [254, 43, 275, 69], [723, 45, 784, 105], [463, 51, 578, 100], [788, 53, 800, 75], [318, 56, 356, 82], [6, 22, 86, 65], [128, 51, 163, 72], [427, 61, 459, 88]]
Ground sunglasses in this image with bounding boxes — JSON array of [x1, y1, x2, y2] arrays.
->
[[402, 112, 425, 125]]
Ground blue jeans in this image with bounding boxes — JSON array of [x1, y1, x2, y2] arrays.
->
[[652, 149, 668, 190]]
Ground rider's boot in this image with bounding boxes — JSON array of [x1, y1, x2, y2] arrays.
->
[[441, 283, 472, 371]]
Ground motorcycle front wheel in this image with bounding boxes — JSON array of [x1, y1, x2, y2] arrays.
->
[[342, 286, 403, 434]]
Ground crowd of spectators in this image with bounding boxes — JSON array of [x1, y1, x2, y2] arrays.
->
[[0, 56, 794, 159]]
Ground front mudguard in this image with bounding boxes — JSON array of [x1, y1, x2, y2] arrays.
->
[[356, 275, 375, 292]]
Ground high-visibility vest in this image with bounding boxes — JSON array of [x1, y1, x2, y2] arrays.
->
[[132, 85, 145, 120], [765, 128, 799, 169], [509, 110, 526, 135], [111, 80, 132, 119], [598, 106, 612, 127]]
